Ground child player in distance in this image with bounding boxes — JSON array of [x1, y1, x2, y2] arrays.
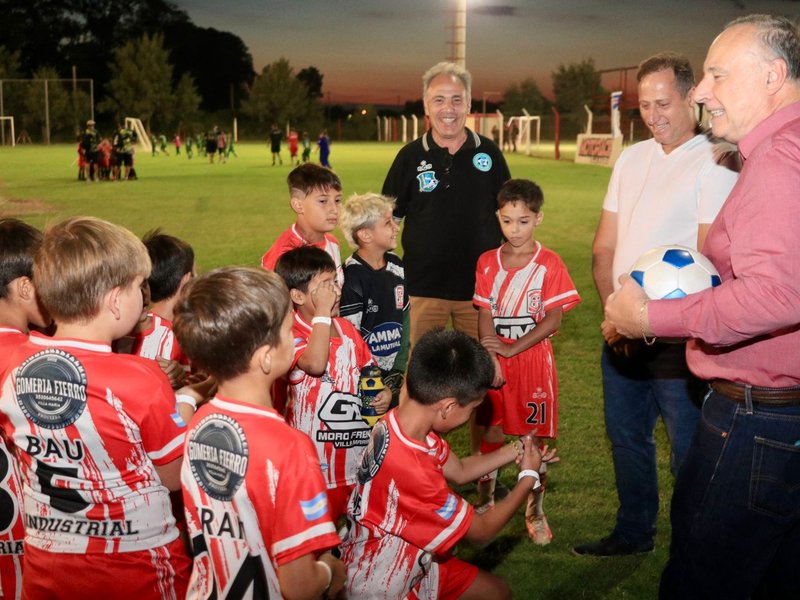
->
[[175, 267, 345, 599], [340, 329, 558, 599]]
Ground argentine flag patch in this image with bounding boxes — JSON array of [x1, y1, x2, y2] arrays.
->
[[300, 491, 329, 521], [436, 493, 458, 520]]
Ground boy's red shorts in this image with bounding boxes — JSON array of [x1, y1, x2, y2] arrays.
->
[[22, 537, 190, 600]]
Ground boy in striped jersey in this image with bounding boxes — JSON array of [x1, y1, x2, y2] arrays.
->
[[175, 267, 344, 599]]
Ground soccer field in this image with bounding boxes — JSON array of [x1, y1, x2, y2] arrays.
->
[[0, 142, 675, 598]]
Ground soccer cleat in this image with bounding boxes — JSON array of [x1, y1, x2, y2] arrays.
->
[[572, 534, 654, 557], [526, 514, 553, 545]]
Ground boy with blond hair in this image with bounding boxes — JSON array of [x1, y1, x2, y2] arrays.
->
[[0, 217, 190, 599], [275, 247, 390, 520], [340, 192, 409, 405], [261, 163, 344, 285], [175, 267, 345, 599], [0, 218, 50, 600]]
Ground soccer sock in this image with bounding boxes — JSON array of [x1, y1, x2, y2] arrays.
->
[[526, 464, 548, 518]]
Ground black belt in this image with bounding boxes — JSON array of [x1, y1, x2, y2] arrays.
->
[[711, 379, 800, 407]]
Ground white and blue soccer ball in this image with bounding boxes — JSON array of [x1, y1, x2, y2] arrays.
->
[[629, 245, 721, 299]]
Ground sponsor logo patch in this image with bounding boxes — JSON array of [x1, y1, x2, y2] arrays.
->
[[15, 349, 87, 429], [472, 152, 492, 172], [417, 171, 439, 192], [187, 414, 249, 501], [357, 419, 389, 484]]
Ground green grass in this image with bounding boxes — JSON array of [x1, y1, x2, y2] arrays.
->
[[0, 142, 674, 598]]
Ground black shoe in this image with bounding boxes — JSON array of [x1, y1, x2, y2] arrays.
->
[[572, 534, 654, 557]]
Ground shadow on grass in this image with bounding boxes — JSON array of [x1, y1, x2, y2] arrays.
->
[[461, 532, 526, 572], [538, 554, 654, 600]]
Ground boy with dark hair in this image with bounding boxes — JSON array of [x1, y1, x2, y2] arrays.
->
[[0, 216, 190, 599], [275, 246, 390, 520], [127, 229, 195, 389], [261, 163, 344, 285], [175, 267, 345, 599], [473, 179, 580, 544], [0, 218, 49, 600], [341, 328, 557, 599]]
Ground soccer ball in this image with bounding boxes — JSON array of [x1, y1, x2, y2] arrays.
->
[[629, 245, 721, 299]]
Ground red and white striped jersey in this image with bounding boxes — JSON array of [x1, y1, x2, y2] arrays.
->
[[0, 332, 186, 554], [182, 396, 341, 600], [0, 327, 28, 600], [473, 242, 580, 341], [130, 312, 190, 368], [261, 225, 344, 286], [286, 315, 373, 489], [340, 410, 474, 599]]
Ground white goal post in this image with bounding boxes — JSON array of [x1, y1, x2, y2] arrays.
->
[[507, 112, 541, 156], [0, 116, 15, 147], [125, 117, 152, 154]]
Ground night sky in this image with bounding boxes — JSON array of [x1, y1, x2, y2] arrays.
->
[[175, 0, 800, 105]]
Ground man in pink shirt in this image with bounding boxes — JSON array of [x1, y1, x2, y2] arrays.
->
[[606, 15, 800, 599]]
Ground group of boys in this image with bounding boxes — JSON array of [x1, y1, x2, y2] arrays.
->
[[0, 154, 572, 598], [77, 120, 138, 181]]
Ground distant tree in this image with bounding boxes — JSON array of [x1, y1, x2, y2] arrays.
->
[[502, 78, 548, 115], [164, 23, 255, 111], [243, 58, 322, 131], [173, 72, 202, 128], [99, 33, 175, 131], [297, 66, 324, 99], [0, 45, 21, 78], [18, 67, 79, 141], [0, 0, 254, 111], [552, 58, 604, 116]]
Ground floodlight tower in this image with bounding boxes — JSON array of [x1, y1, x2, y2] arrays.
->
[[448, 0, 467, 68]]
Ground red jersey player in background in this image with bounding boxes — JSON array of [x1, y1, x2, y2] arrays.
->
[[340, 329, 558, 599], [473, 179, 580, 544], [288, 129, 299, 165], [0, 218, 50, 600], [175, 267, 345, 600], [0, 217, 190, 599], [275, 247, 390, 520], [261, 163, 344, 286]]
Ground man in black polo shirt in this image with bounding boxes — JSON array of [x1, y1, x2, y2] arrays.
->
[[383, 61, 510, 345]]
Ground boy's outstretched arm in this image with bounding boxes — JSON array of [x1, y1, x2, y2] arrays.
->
[[464, 438, 557, 546], [444, 438, 521, 486]]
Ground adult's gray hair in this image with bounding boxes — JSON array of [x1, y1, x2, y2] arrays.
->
[[727, 14, 800, 80], [422, 62, 472, 102]]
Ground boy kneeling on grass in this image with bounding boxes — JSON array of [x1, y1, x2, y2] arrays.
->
[[340, 328, 558, 599]]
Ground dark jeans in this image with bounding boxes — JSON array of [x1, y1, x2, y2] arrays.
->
[[660, 390, 800, 599], [602, 344, 700, 546]]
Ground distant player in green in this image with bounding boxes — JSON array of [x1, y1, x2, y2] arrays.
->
[[301, 131, 312, 163], [158, 134, 169, 155], [270, 124, 283, 166], [185, 134, 193, 159], [225, 132, 238, 159], [150, 134, 157, 157]]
